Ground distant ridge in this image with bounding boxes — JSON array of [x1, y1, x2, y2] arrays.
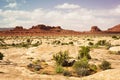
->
[[0, 24, 120, 36]]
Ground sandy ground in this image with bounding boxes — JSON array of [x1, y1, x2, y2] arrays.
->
[[0, 36, 120, 80]]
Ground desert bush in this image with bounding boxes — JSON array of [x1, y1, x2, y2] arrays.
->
[[73, 57, 89, 69], [109, 51, 120, 55], [63, 70, 71, 76], [89, 64, 97, 72], [78, 46, 91, 59], [55, 66, 64, 73], [69, 41, 74, 45], [99, 60, 111, 70], [61, 43, 68, 45], [96, 40, 111, 48], [26, 39, 31, 44], [52, 40, 61, 45], [76, 68, 90, 76], [53, 51, 69, 66], [87, 38, 93, 41], [96, 40, 106, 46], [21, 43, 29, 48], [73, 57, 90, 76], [62, 60, 75, 67], [32, 41, 40, 47], [0, 52, 4, 60], [112, 35, 119, 39], [88, 42, 94, 46]]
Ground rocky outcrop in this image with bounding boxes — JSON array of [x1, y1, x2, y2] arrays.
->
[[108, 24, 120, 32], [90, 26, 101, 32], [0, 24, 120, 36], [0, 24, 80, 36]]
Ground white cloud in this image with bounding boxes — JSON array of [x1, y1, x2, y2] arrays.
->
[[0, 3, 120, 31], [5, 2, 17, 8], [55, 3, 80, 9]]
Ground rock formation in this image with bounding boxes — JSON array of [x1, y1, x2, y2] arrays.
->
[[0, 24, 80, 36], [0, 24, 120, 36], [108, 24, 120, 32], [90, 26, 101, 32]]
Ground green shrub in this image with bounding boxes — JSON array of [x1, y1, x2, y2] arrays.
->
[[109, 51, 120, 55], [89, 64, 97, 72], [99, 60, 111, 70], [69, 42, 73, 45], [26, 39, 31, 44], [78, 46, 91, 59], [112, 35, 119, 39], [88, 42, 94, 46], [53, 51, 69, 66], [76, 68, 90, 76], [73, 57, 90, 76], [32, 41, 40, 47], [96, 40, 111, 48], [52, 40, 61, 45], [96, 40, 106, 46], [0, 52, 4, 60], [21, 43, 29, 48], [61, 43, 68, 45], [73, 57, 89, 69], [63, 70, 71, 76], [55, 66, 64, 73]]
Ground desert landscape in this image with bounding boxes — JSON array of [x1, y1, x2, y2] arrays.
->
[[0, 0, 120, 80], [0, 24, 120, 80]]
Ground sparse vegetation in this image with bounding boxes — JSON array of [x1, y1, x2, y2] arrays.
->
[[99, 60, 111, 70], [78, 46, 91, 59], [61, 43, 69, 45], [96, 40, 106, 46], [88, 42, 94, 46], [63, 70, 71, 76], [73, 57, 90, 76], [0, 36, 119, 79], [109, 51, 120, 55], [0, 52, 4, 60], [89, 64, 97, 72], [55, 66, 64, 73], [112, 35, 119, 40], [53, 51, 70, 66], [69, 41, 74, 45], [52, 40, 61, 45]]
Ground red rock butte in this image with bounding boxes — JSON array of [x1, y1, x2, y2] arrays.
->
[[0, 24, 120, 36]]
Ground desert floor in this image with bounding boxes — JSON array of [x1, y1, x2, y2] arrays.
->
[[0, 35, 120, 80]]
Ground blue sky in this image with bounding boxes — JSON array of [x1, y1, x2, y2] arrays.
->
[[0, 0, 120, 31]]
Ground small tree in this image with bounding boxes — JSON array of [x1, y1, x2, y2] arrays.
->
[[78, 46, 91, 59], [0, 52, 4, 60]]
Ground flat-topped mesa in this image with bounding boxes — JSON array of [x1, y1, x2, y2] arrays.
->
[[29, 24, 62, 31], [12, 26, 25, 31], [90, 26, 101, 32], [108, 24, 120, 32]]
